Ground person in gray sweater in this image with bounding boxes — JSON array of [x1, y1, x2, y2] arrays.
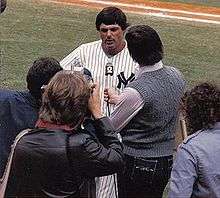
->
[[105, 25, 186, 198]]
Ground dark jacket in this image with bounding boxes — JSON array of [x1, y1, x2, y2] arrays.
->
[[5, 117, 124, 198], [0, 90, 39, 178]]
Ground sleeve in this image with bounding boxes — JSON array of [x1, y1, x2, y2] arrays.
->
[[68, 117, 124, 178], [168, 144, 198, 198], [60, 46, 83, 70], [110, 87, 144, 132]]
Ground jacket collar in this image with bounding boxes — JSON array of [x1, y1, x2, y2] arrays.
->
[[35, 119, 74, 131]]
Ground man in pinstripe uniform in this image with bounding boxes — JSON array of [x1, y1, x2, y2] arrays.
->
[[60, 6, 138, 198]]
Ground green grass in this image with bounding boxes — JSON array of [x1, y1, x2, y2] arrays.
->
[[154, 0, 220, 7], [0, 0, 220, 90]]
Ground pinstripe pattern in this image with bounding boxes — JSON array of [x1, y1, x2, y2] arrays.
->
[[60, 40, 138, 198]]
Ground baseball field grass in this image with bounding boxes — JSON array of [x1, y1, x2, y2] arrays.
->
[[0, 0, 220, 90]]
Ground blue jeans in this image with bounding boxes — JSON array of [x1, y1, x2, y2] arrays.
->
[[118, 155, 173, 198]]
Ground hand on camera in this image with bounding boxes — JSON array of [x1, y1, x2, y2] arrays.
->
[[88, 83, 104, 119]]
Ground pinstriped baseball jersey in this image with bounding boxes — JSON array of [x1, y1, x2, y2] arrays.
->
[[60, 40, 138, 114], [60, 39, 138, 198]]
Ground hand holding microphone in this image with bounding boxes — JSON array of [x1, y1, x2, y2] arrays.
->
[[104, 88, 119, 105], [88, 83, 104, 119]]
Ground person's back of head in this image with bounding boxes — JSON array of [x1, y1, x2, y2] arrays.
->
[[125, 25, 163, 66], [39, 71, 91, 128], [183, 82, 220, 134], [96, 6, 129, 31], [0, 0, 6, 14], [26, 57, 63, 102]]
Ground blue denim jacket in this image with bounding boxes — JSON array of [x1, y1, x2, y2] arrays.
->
[[0, 90, 39, 177], [169, 122, 220, 198]]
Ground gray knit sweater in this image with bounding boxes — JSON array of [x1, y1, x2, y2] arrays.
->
[[120, 66, 185, 157]]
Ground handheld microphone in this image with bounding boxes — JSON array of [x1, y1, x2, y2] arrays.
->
[[105, 62, 114, 116], [105, 62, 114, 76]]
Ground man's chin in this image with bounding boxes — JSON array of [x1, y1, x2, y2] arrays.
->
[[106, 46, 116, 55], [106, 43, 115, 48], [102, 43, 117, 55]]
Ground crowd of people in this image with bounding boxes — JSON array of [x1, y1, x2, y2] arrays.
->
[[0, 5, 219, 198]]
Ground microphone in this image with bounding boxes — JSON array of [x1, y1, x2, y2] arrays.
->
[[105, 62, 114, 76], [105, 62, 113, 116]]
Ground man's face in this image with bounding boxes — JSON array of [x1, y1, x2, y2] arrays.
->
[[99, 23, 125, 55]]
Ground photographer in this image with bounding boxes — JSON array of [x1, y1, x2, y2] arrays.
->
[[5, 71, 124, 197]]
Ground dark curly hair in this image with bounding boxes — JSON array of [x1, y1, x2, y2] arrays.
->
[[183, 82, 220, 134]]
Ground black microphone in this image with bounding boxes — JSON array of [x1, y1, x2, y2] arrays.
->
[[105, 62, 113, 116], [105, 62, 114, 76]]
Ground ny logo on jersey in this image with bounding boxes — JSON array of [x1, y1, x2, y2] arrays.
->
[[117, 72, 135, 89]]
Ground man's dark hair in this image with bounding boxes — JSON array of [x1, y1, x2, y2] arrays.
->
[[125, 25, 163, 66], [96, 7, 129, 31], [39, 71, 91, 127], [0, 0, 7, 14], [26, 57, 63, 101], [183, 82, 220, 134]]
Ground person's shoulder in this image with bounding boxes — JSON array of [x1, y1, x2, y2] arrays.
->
[[13, 90, 34, 103], [81, 40, 102, 48], [163, 65, 185, 83], [0, 89, 19, 101], [0, 90, 37, 108], [163, 65, 181, 73], [182, 130, 204, 145], [68, 130, 93, 148]]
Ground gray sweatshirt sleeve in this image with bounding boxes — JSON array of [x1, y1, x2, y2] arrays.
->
[[110, 87, 144, 132]]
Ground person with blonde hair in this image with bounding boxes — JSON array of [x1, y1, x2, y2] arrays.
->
[[5, 71, 124, 197]]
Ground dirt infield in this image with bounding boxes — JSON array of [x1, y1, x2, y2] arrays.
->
[[47, 0, 220, 24]]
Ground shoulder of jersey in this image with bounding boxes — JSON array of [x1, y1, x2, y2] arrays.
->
[[81, 40, 102, 48], [183, 130, 203, 144]]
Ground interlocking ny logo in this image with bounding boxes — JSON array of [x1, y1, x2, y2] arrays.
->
[[117, 72, 135, 89]]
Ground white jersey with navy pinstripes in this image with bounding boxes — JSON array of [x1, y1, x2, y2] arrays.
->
[[60, 39, 138, 198], [60, 40, 138, 114]]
